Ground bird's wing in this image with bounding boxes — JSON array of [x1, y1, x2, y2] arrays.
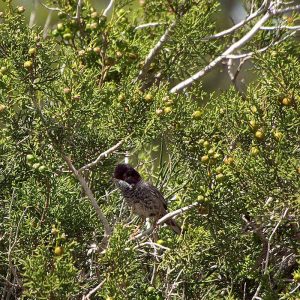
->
[[143, 182, 168, 211]]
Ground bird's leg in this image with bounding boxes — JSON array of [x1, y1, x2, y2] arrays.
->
[[151, 218, 160, 242], [131, 216, 146, 237]]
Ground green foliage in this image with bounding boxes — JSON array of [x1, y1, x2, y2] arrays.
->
[[0, 0, 299, 299], [21, 239, 80, 299]]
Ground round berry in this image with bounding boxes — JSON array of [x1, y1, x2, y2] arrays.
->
[[24, 61, 33, 68], [192, 110, 203, 120], [54, 246, 64, 256]]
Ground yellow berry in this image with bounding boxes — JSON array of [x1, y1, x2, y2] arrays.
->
[[144, 93, 153, 102], [207, 148, 215, 157], [156, 239, 166, 246], [224, 157, 234, 165], [215, 166, 222, 174], [63, 33, 72, 40], [24, 61, 33, 68], [250, 147, 259, 156], [54, 246, 64, 256], [273, 131, 283, 141], [91, 12, 98, 19], [164, 107, 172, 114], [201, 155, 209, 163], [118, 93, 126, 102], [28, 47, 36, 55], [250, 106, 257, 113], [90, 22, 98, 30], [216, 173, 225, 182], [249, 120, 258, 131], [255, 130, 265, 140], [0, 66, 8, 74], [0, 104, 7, 112], [203, 141, 210, 148], [57, 23, 64, 32], [192, 110, 203, 120], [293, 272, 300, 282], [281, 97, 292, 106]]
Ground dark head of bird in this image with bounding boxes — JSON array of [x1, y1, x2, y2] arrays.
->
[[113, 164, 142, 185]]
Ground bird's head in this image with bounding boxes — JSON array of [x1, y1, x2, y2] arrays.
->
[[113, 164, 142, 185]]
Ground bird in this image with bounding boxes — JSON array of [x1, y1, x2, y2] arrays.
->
[[113, 163, 183, 234]]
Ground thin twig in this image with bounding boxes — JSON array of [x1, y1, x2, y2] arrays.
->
[[29, 0, 38, 28], [170, 6, 273, 93], [252, 207, 289, 300], [170, 1, 299, 93], [79, 140, 124, 172], [251, 284, 262, 300], [3, 207, 28, 300], [260, 25, 300, 30], [264, 207, 289, 274], [202, 1, 268, 41], [133, 202, 201, 240], [136, 20, 177, 81], [157, 202, 200, 225], [226, 30, 297, 59], [275, 4, 300, 14], [166, 269, 183, 299], [82, 279, 106, 300], [227, 56, 250, 96], [75, 0, 83, 20], [103, 0, 114, 17], [43, 10, 53, 38], [39, 1, 61, 12], [289, 283, 300, 294], [64, 156, 112, 238], [135, 22, 164, 30]]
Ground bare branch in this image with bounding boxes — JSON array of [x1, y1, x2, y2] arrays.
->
[[226, 56, 250, 97], [39, 1, 62, 12], [289, 283, 300, 295], [157, 202, 200, 225], [264, 207, 289, 274], [79, 140, 124, 172], [135, 22, 164, 30], [275, 4, 300, 14], [103, 0, 114, 17], [39, 0, 83, 20], [170, 8, 272, 93], [226, 30, 297, 59], [64, 155, 112, 237], [132, 202, 201, 240], [251, 283, 262, 300], [82, 279, 106, 300], [170, 1, 300, 93], [29, 0, 38, 28], [251, 208, 289, 300], [135, 241, 171, 251], [166, 269, 183, 299], [75, 0, 83, 20], [260, 25, 300, 30], [136, 20, 177, 81], [2, 206, 27, 300], [202, 3, 267, 41], [43, 10, 53, 38]]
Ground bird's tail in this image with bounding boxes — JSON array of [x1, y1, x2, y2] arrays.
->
[[165, 218, 184, 235]]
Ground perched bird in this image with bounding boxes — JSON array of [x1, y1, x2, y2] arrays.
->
[[113, 163, 183, 234]]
